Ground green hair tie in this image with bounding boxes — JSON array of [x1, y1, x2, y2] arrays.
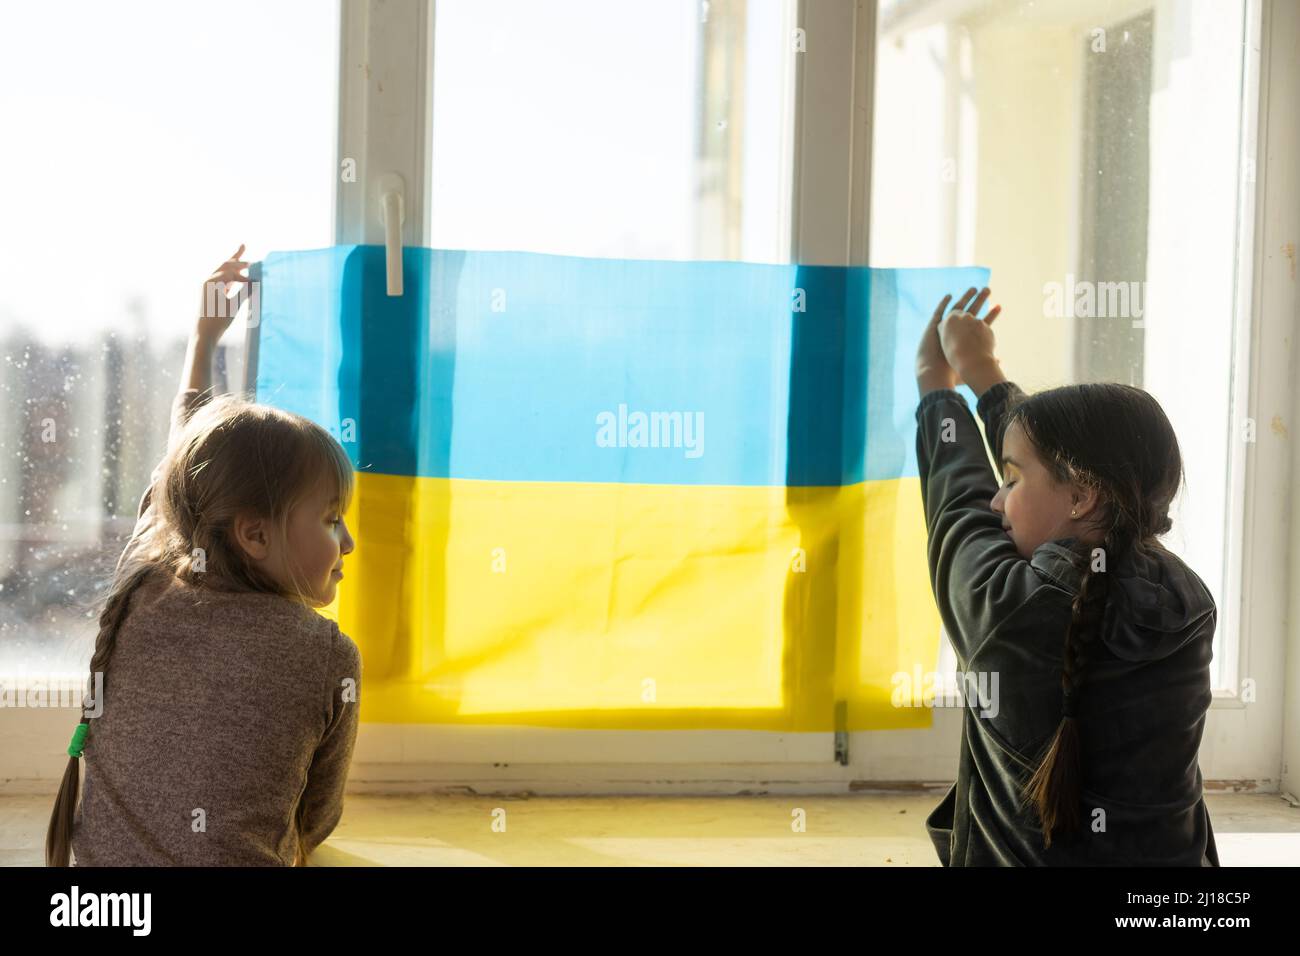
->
[[67, 723, 89, 759]]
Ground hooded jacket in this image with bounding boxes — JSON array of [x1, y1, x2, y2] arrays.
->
[[914, 380, 1219, 866]]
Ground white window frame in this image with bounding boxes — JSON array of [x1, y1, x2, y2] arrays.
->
[[316, 0, 1290, 795], [1222, 0, 1298, 799]]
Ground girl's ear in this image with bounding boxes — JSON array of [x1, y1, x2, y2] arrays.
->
[[1070, 483, 1104, 520], [233, 512, 271, 561]]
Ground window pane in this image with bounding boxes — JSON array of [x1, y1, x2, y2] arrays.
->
[[0, 0, 338, 674], [872, 0, 1248, 688], [429, 0, 795, 262]]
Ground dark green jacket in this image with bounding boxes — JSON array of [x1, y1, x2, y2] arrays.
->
[[915, 381, 1219, 866]]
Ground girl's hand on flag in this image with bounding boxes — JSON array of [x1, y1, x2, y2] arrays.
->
[[916, 288, 976, 394], [938, 286, 1004, 395], [196, 243, 252, 344]]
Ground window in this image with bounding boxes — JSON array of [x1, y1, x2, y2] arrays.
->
[[428, 0, 795, 262], [872, 0, 1249, 691], [0, 0, 339, 674], [4, 0, 1281, 786]]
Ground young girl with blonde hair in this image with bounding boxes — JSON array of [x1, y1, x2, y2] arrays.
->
[[46, 245, 360, 866]]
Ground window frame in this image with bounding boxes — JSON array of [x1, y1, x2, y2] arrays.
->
[[1215, 0, 1296, 792], [284, 0, 1290, 792]]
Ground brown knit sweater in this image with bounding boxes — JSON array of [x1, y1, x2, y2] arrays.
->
[[70, 389, 362, 866]]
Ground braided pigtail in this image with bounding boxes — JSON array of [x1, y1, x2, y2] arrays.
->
[[1021, 527, 1128, 848], [45, 560, 160, 866]]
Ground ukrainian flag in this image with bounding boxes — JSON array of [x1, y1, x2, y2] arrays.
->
[[253, 246, 988, 731]]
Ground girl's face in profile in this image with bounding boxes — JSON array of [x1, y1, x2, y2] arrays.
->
[[990, 419, 1100, 559], [277, 479, 355, 607]]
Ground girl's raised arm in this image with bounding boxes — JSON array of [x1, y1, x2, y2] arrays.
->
[[129, 246, 253, 529], [175, 244, 251, 431]]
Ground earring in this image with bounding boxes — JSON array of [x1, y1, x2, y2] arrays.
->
[[1071, 509, 1077, 518]]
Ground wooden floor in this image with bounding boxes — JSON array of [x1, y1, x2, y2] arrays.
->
[[3, 792, 1297, 866]]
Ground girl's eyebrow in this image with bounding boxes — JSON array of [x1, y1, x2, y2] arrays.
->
[[1001, 456, 1021, 468]]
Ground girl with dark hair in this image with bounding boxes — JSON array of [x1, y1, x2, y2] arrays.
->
[[913, 286, 1219, 866]]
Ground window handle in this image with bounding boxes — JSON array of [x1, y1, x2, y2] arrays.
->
[[378, 173, 405, 296]]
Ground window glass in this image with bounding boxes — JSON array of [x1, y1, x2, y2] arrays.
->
[[0, 0, 339, 674], [429, 0, 796, 262], [873, 0, 1249, 688]]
